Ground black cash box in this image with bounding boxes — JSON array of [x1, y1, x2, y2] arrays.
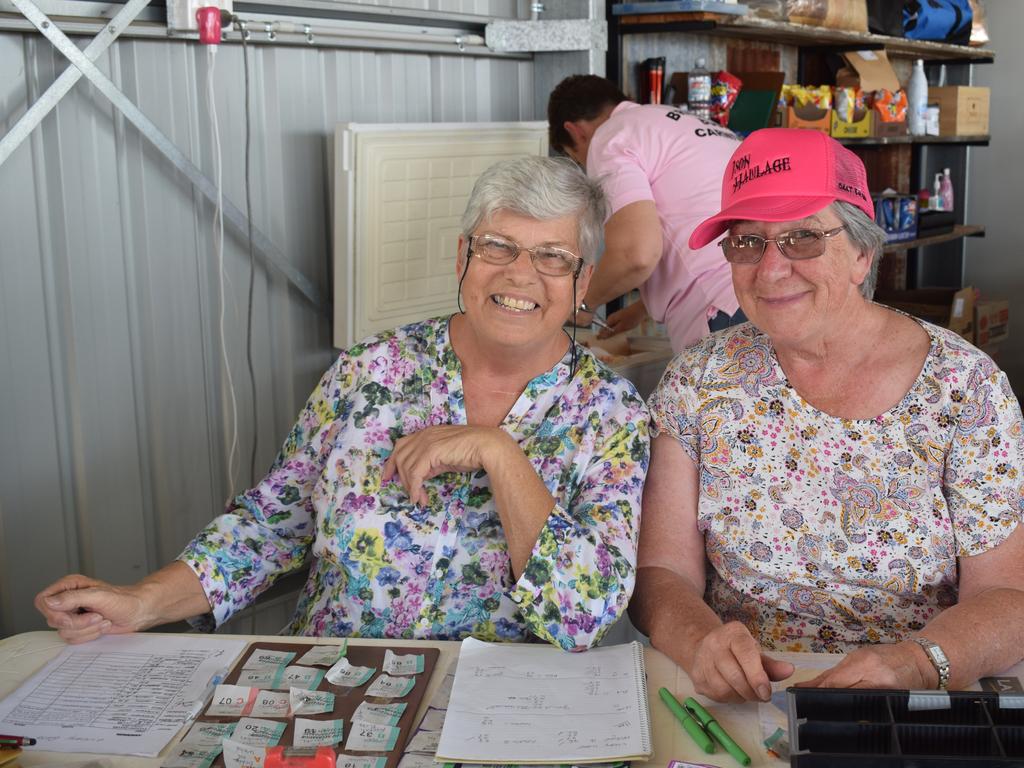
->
[[787, 687, 1024, 766]]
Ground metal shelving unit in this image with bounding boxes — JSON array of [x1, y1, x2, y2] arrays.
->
[[607, 8, 993, 291]]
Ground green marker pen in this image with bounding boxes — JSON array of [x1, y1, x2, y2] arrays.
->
[[658, 687, 714, 754], [684, 696, 752, 766]]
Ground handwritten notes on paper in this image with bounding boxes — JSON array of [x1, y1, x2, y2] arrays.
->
[[436, 638, 652, 764], [0, 634, 245, 756]]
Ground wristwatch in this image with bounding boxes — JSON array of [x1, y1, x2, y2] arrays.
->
[[913, 637, 950, 690]]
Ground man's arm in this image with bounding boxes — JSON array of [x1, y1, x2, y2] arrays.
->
[[580, 200, 663, 311]]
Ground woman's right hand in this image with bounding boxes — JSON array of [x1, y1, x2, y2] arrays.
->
[[689, 620, 795, 703], [35, 574, 149, 644]]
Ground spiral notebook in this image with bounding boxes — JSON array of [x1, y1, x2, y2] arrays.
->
[[436, 638, 652, 764]]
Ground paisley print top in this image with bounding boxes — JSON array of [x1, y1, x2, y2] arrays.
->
[[649, 317, 1023, 652], [180, 317, 650, 650]]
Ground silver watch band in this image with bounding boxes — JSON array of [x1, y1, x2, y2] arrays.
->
[[913, 637, 950, 690]]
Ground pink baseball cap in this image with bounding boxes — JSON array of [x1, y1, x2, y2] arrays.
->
[[689, 128, 874, 250]]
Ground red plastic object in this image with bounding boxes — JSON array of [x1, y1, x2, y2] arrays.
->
[[265, 746, 335, 768], [196, 6, 222, 44]]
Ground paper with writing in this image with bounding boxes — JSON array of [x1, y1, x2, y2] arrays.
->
[[181, 720, 237, 746], [290, 687, 336, 715], [436, 638, 651, 763], [404, 728, 440, 755], [297, 642, 348, 667], [326, 657, 376, 687], [365, 674, 415, 699], [237, 667, 285, 689], [336, 755, 388, 768], [161, 743, 221, 768], [249, 690, 291, 718], [222, 738, 266, 768], [293, 717, 345, 747], [280, 665, 325, 690], [416, 706, 446, 732], [207, 685, 259, 716], [233, 717, 286, 746], [353, 700, 406, 726], [396, 755, 436, 768], [242, 649, 296, 670], [345, 720, 401, 751], [382, 649, 425, 676], [0, 634, 246, 756]]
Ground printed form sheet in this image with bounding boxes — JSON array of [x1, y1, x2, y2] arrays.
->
[[0, 634, 246, 756], [436, 637, 651, 764]]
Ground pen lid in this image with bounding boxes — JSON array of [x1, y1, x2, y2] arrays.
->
[[684, 697, 716, 728]]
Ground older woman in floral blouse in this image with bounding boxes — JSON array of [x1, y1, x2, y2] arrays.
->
[[36, 156, 649, 650], [631, 129, 1024, 701]]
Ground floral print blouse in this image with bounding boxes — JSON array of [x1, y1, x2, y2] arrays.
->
[[649, 317, 1023, 653], [180, 317, 649, 650]]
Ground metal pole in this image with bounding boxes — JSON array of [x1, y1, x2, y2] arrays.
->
[[5, 0, 327, 310]]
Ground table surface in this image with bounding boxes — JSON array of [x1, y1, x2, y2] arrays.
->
[[3, 631, 1018, 767]]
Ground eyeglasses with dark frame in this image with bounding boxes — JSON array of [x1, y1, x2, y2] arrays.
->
[[717, 225, 847, 264], [468, 233, 584, 277]]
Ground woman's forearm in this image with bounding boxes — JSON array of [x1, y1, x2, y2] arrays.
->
[[915, 587, 1024, 688], [133, 561, 213, 629], [631, 565, 723, 672], [485, 434, 557, 578]]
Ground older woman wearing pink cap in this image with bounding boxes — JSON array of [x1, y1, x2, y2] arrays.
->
[[630, 128, 1024, 703]]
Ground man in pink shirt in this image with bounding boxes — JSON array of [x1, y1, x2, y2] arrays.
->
[[548, 75, 742, 351]]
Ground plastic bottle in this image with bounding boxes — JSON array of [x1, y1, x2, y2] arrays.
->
[[687, 57, 712, 121], [940, 167, 954, 212], [907, 59, 928, 137], [933, 173, 944, 211]]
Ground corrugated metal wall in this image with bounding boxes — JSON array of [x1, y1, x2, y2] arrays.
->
[[0, 3, 547, 636]]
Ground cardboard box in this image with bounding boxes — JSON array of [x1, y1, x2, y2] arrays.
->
[[838, 50, 900, 93], [783, 103, 831, 133], [875, 287, 974, 342], [835, 51, 907, 138], [830, 107, 872, 138], [929, 86, 990, 136], [975, 299, 1009, 347], [874, 117, 908, 138]]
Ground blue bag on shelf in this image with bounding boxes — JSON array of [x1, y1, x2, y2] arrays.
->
[[903, 0, 972, 45]]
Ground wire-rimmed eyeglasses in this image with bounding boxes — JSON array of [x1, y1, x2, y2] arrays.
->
[[469, 234, 584, 277], [718, 225, 847, 264]]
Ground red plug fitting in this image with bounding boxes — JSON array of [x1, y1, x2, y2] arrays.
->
[[196, 6, 222, 45]]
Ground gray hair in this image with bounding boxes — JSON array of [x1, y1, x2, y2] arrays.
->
[[461, 156, 608, 264], [831, 200, 886, 300]]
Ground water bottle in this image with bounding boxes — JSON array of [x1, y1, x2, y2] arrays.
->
[[687, 57, 712, 121], [940, 168, 954, 212], [907, 59, 928, 137]]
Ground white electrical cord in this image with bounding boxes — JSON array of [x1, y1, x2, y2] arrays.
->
[[207, 43, 241, 499]]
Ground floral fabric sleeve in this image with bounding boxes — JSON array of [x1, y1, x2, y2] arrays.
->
[[944, 357, 1024, 557], [647, 338, 714, 462], [509, 393, 650, 651], [179, 351, 355, 628]]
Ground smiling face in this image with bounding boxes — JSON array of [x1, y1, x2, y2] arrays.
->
[[456, 209, 591, 362], [729, 207, 871, 350]]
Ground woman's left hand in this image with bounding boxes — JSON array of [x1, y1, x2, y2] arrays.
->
[[797, 641, 933, 690], [383, 425, 511, 507]]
